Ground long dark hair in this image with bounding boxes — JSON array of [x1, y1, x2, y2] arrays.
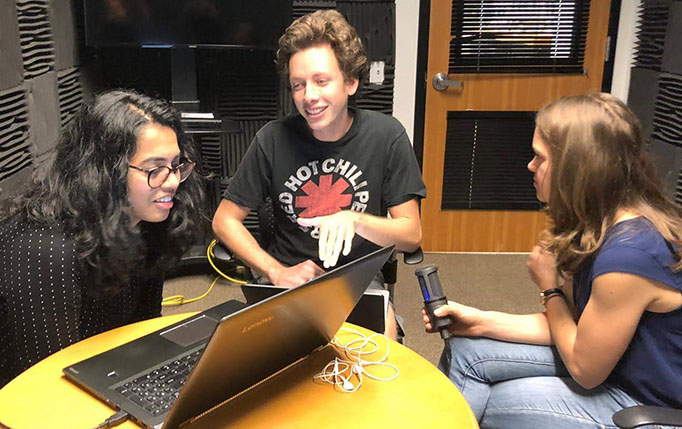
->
[[537, 93, 682, 275], [2, 89, 205, 295]]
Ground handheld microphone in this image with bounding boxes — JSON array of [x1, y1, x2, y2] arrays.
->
[[415, 264, 453, 340]]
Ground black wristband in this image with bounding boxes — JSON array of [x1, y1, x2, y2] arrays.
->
[[540, 288, 565, 305]]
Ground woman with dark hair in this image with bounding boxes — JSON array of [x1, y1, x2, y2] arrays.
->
[[0, 89, 204, 387], [424, 93, 682, 428]]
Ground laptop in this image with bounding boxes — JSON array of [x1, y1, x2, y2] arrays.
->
[[63, 245, 394, 429], [242, 284, 389, 333]]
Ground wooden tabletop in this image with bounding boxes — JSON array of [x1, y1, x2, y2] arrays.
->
[[0, 313, 478, 429]]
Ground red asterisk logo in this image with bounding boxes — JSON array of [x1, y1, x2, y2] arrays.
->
[[296, 174, 352, 218]]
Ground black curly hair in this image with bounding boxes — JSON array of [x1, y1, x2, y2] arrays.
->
[[2, 89, 206, 296]]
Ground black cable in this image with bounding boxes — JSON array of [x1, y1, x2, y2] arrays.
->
[[93, 410, 129, 429]]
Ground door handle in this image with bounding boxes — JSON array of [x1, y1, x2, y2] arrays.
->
[[432, 73, 463, 91]]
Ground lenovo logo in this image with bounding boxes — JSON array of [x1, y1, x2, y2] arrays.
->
[[242, 315, 275, 334]]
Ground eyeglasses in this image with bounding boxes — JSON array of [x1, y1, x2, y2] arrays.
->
[[128, 160, 196, 189]]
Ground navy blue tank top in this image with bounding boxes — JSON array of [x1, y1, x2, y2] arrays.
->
[[573, 217, 682, 408]]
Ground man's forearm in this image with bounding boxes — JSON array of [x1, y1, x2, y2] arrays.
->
[[213, 218, 283, 278], [353, 212, 421, 251]]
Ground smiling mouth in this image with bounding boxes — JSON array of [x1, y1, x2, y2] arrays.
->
[[154, 196, 173, 203], [305, 106, 327, 116]]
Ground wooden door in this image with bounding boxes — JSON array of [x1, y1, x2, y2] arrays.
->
[[421, 0, 611, 252]]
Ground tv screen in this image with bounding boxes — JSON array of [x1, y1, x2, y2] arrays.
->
[[83, 0, 293, 49]]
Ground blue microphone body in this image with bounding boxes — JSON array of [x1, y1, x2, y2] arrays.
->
[[415, 264, 453, 340]]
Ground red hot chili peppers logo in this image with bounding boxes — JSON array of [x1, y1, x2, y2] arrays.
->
[[278, 158, 369, 238]]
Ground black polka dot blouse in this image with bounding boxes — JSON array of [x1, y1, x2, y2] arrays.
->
[[0, 214, 163, 387]]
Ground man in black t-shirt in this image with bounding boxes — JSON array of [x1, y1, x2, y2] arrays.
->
[[212, 10, 426, 339]]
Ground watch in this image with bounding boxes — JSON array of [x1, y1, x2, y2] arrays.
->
[[540, 287, 565, 305]]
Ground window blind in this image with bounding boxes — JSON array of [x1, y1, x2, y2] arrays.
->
[[449, 0, 590, 74]]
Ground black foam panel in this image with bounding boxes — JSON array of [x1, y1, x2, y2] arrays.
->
[[338, 1, 395, 63], [356, 64, 394, 114], [57, 67, 83, 127], [26, 71, 60, 159], [634, 0, 670, 71], [676, 168, 682, 208], [651, 72, 682, 148], [293, 1, 337, 19], [0, 86, 32, 183], [17, 0, 56, 80], [0, 2, 23, 91], [222, 120, 269, 178], [628, 67, 660, 138], [661, 1, 682, 74], [49, 0, 79, 70], [649, 138, 682, 197], [0, 165, 32, 199]]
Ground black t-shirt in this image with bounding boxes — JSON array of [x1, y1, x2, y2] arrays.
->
[[224, 108, 427, 267], [0, 215, 163, 387]]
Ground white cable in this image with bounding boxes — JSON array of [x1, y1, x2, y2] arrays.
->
[[314, 328, 400, 392]]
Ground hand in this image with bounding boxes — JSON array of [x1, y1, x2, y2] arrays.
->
[[297, 211, 359, 268], [422, 301, 484, 337], [267, 260, 325, 287], [527, 244, 560, 291]]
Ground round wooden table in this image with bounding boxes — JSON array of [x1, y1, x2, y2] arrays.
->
[[0, 313, 478, 428]]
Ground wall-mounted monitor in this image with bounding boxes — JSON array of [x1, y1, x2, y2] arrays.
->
[[83, 0, 293, 49]]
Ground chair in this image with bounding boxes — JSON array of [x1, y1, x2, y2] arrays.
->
[[382, 246, 424, 303], [612, 405, 682, 428]]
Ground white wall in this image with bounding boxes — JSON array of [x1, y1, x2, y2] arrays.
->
[[611, 0, 641, 102], [393, 0, 420, 143]]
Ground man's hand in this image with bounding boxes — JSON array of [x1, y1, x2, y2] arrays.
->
[[297, 211, 359, 268], [267, 260, 325, 287]]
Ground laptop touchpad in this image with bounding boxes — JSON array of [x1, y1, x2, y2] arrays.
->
[[160, 315, 218, 347]]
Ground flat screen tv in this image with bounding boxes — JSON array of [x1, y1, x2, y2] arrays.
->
[[83, 0, 293, 49]]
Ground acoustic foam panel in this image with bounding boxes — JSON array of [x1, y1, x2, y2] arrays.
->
[[651, 72, 682, 148], [634, 0, 670, 71], [57, 67, 83, 128], [26, 71, 60, 159], [292, 1, 337, 19], [661, 1, 682, 74], [49, 0, 79, 71], [338, 1, 395, 63], [0, 85, 32, 183], [628, 67, 660, 138], [648, 137, 682, 197], [0, 1, 24, 91], [0, 164, 32, 199], [17, 0, 56, 80]]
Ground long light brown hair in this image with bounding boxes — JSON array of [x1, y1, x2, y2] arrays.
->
[[537, 93, 682, 275]]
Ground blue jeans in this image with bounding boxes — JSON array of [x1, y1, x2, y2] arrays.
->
[[439, 337, 658, 429]]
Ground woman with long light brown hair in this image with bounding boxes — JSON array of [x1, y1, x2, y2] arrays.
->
[[424, 93, 682, 428]]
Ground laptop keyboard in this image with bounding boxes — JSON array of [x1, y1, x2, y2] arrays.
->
[[111, 349, 203, 416]]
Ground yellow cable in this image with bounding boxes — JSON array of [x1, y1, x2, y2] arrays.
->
[[162, 276, 220, 306], [206, 239, 248, 285], [161, 240, 248, 307]]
